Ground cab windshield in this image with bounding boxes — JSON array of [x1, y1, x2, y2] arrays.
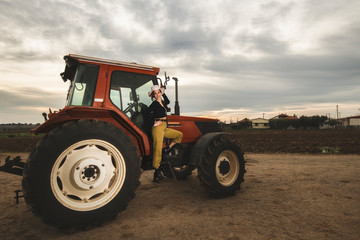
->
[[66, 63, 99, 106]]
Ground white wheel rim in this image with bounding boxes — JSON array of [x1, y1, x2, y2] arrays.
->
[[215, 150, 239, 187], [50, 139, 126, 211]]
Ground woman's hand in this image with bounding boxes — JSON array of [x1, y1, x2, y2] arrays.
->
[[160, 87, 165, 94], [153, 121, 163, 126]]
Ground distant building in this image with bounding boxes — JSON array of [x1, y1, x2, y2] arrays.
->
[[251, 118, 269, 129], [337, 116, 360, 127]]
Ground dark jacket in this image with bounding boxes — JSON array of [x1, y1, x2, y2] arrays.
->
[[148, 94, 170, 119]]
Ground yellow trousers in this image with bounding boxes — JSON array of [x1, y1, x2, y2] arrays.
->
[[152, 122, 183, 168]]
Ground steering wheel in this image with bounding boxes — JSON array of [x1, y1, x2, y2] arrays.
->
[[124, 102, 139, 117]]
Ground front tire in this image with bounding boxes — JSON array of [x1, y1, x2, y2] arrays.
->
[[198, 135, 245, 197], [22, 120, 140, 228]]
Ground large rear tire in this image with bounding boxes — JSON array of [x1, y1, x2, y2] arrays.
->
[[198, 135, 245, 197], [22, 120, 140, 228]]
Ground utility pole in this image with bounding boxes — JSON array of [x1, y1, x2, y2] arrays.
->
[[336, 105, 339, 119]]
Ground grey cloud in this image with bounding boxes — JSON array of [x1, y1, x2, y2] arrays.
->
[[123, 0, 163, 28], [0, 88, 64, 111], [248, 33, 289, 54]]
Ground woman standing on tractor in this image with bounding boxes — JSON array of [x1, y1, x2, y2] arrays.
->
[[148, 85, 183, 183]]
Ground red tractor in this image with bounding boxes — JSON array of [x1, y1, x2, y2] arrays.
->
[[19, 54, 246, 228]]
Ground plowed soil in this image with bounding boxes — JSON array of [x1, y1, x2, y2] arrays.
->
[[229, 129, 360, 154], [1, 129, 359, 154]]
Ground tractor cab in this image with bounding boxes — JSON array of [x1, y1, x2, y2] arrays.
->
[[61, 54, 158, 136]]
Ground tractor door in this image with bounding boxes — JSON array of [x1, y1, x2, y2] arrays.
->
[[108, 68, 156, 136]]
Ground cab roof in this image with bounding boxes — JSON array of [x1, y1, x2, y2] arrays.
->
[[68, 54, 160, 74]]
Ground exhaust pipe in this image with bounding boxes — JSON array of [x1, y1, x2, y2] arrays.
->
[[173, 77, 180, 115]]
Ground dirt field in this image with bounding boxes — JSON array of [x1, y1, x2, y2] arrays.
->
[[0, 152, 359, 240]]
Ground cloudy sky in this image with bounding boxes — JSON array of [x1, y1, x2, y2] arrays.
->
[[1, 0, 359, 123]]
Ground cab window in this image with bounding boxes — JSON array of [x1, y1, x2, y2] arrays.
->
[[67, 64, 99, 106]]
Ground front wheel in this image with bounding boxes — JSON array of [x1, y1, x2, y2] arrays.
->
[[198, 135, 245, 197], [22, 120, 140, 228]]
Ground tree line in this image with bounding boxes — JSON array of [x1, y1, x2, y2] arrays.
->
[[269, 115, 334, 130], [0, 123, 40, 132], [229, 115, 339, 130]]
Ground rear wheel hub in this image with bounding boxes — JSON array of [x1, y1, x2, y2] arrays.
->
[[84, 166, 96, 178]]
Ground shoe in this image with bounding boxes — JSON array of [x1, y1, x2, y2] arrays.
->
[[163, 147, 171, 154], [153, 169, 165, 183], [163, 145, 179, 155], [172, 143, 182, 155]]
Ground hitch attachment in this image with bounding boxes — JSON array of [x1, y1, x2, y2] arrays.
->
[[0, 156, 24, 176], [14, 190, 23, 204]]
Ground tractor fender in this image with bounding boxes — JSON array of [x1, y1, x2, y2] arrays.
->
[[188, 132, 230, 166]]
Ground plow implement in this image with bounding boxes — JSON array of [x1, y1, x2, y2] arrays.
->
[[0, 156, 24, 176], [0, 156, 24, 203]]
